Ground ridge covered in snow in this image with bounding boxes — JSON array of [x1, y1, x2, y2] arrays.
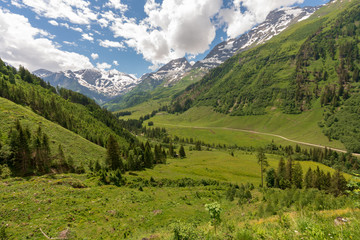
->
[[33, 68, 139, 104], [193, 6, 318, 69]]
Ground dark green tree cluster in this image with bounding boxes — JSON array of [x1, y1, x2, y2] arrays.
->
[[266, 158, 348, 196], [225, 183, 254, 204], [0, 120, 75, 176]]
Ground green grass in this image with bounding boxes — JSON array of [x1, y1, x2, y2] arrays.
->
[[134, 148, 353, 184], [0, 97, 106, 166], [147, 103, 345, 150]]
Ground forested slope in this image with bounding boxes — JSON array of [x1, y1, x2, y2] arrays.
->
[[171, 0, 360, 152]]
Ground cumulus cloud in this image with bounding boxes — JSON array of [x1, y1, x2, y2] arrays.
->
[[108, 0, 222, 69], [91, 53, 99, 60], [0, 9, 93, 71], [82, 33, 94, 41], [48, 20, 58, 26], [113, 60, 119, 66], [104, 0, 128, 13], [99, 39, 125, 49], [219, 0, 304, 39], [96, 62, 111, 70], [14, 0, 97, 24]]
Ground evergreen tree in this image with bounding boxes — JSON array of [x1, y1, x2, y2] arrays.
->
[[304, 168, 313, 189], [330, 169, 347, 196], [257, 148, 269, 187], [144, 141, 153, 168], [106, 135, 124, 171], [292, 162, 303, 189], [169, 142, 174, 157], [277, 157, 287, 189], [266, 168, 276, 187], [179, 145, 186, 158]]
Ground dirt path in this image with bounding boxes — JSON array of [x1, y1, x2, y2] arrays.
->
[[161, 123, 360, 157]]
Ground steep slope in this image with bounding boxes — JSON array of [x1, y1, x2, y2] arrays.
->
[[193, 6, 318, 69], [171, 0, 360, 151], [0, 60, 135, 148], [33, 68, 139, 104], [0, 97, 106, 165]]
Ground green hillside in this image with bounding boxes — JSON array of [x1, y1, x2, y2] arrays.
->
[[0, 97, 106, 166], [162, 0, 360, 152], [0, 60, 134, 148]]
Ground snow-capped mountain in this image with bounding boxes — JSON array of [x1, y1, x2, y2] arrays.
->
[[193, 6, 318, 69], [140, 57, 192, 88], [33, 68, 139, 104]]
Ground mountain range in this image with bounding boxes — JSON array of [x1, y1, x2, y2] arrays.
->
[[33, 5, 318, 105]]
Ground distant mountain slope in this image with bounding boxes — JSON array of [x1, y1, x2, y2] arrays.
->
[[104, 58, 197, 111], [193, 6, 318, 69], [103, 5, 319, 112], [171, 0, 360, 152], [33, 68, 139, 104]]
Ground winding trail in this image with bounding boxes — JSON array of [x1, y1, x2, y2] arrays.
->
[[161, 123, 360, 157]]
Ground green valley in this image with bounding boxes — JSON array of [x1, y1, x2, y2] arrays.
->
[[1, 0, 360, 239]]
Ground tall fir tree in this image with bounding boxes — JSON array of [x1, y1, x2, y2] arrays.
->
[[106, 135, 124, 171], [179, 145, 186, 158], [276, 157, 287, 189], [304, 168, 313, 189], [292, 162, 303, 189], [257, 148, 269, 187]]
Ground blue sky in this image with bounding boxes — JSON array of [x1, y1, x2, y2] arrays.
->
[[0, 0, 329, 77]]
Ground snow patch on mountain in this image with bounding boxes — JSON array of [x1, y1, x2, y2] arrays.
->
[[193, 6, 318, 69]]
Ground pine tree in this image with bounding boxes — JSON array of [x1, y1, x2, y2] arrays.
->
[[106, 135, 124, 171], [179, 145, 186, 158], [169, 142, 174, 158], [304, 168, 313, 188], [257, 148, 269, 187], [266, 168, 276, 187], [330, 169, 347, 196], [292, 162, 303, 189], [277, 157, 287, 189], [144, 141, 153, 168]]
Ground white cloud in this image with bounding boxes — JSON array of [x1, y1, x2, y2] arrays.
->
[[63, 41, 78, 46], [219, 0, 304, 39], [71, 27, 83, 32], [113, 60, 119, 66], [99, 39, 125, 49], [82, 33, 94, 41], [16, 0, 97, 24], [0, 9, 93, 71], [91, 53, 99, 60], [48, 20, 58, 26], [96, 62, 111, 70], [104, 0, 128, 13], [11, 0, 24, 8], [109, 0, 222, 69]]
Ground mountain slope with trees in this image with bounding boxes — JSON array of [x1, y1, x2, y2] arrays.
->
[[170, 0, 360, 152], [0, 59, 136, 148]]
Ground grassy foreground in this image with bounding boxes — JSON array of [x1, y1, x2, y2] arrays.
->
[[1, 148, 357, 239]]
